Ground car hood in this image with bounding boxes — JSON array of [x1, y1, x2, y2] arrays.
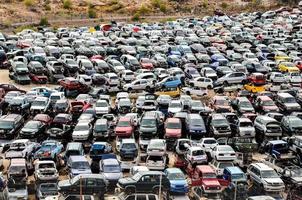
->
[[168, 107, 182, 113], [115, 127, 132, 132], [21, 128, 36, 133], [202, 179, 220, 186], [263, 105, 279, 111], [5, 150, 24, 158], [170, 179, 187, 186], [58, 180, 71, 188], [239, 127, 255, 132], [263, 178, 283, 184], [73, 130, 89, 135], [103, 172, 122, 181], [31, 105, 46, 110], [140, 126, 157, 132], [118, 177, 135, 185], [71, 168, 92, 175]]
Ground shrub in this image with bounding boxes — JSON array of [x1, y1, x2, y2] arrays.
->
[[132, 12, 140, 21], [159, 3, 167, 13], [88, 7, 97, 18], [63, 0, 72, 9], [202, 0, 208, 8], [138, 4, 151, 15], [24, 0, 34, 7], [220, 2, 228, 9], [151, 0, 161, 8], [39, 17, 49, 26], [45, 4, 51, 11]]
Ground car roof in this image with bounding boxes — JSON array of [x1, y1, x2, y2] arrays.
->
[[225, 166, 243, 174], [196, 165, 215, 173], [166, 118, 180, 123], [69, 155, 87, 162], [102, 158, 119, 165], [277, 92, 294, 98], [268, 140, 287, 145]]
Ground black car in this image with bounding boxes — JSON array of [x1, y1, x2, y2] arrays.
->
[[279, 166, 302, 187], [58, 174, 107, 197], [117, 171, 170, 194], [19, 120, 46, 140], [0, 114, 24, 139]]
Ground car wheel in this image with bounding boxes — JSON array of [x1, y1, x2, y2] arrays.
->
[[190, 83, 194, 87], [223, 81, 229, 86], [153, 187, 160, 194], [127, 88, 132, 92], [207, 85, 212, 89], [186, 91, 190, 95], [146, 86, 150, 90], [125, 187, 135, 195]]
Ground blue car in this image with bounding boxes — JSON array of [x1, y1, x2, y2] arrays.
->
[[89, 142, 113, 160], [211, 54, 228, 67], [34, 140, 64, 160], [164, 168, 189, 194], [157, 76, 182, 88]]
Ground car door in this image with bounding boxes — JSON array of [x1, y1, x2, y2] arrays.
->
[[196, 77, 205, 88], [85, 178, 97, 194], [138, 175, 152, 192]]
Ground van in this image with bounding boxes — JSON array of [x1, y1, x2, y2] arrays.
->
[[223, 166, 247, 184], [93, 119, 109, 139], [67, 155, 92, 178], [64, 142, 84, 161], [275, 93, 300, 113]]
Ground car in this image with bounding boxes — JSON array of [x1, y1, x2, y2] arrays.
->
[[247, 162, 285, 192], [119, 138, 138, 160], [211, 96, 232, 113], [34, 140, 64, 160], [215, 72, 247, 86], [254, 95, 279, 113], [278, 61, 299, 72], [188, 77, 213, 89], [5, 139, 39, 159], [58, 174, 107, 197], [19, 120, 46, 140], [281, 115, 302, 136], [147, 139, 166, 156], [117, 171, 170, 194], [156, 76, 182, 88], [275, 93, 301, 113], [186, 113, 206, 139], [30, 96, 50, 115], [115, 117, 134, 137], [164, 168, 189, 194], [7, 96, 30, 116], [95, 100, 111, 117], [100, 158, 122, 189], [72, 122, 92, 141], [209, 160, 235, 176], [210, 145, 236, 161], [89, 142, 112, 160], [123, 79, 153, 92], [233, 117, 256, 138], [185, 146, 207, 165], [208, 114, 232, 137], [0, 114, 24, 139], [36, 182, 58, 200], [34, 160, 59, 181], [181, 86, 207, 97], [4, 91, 23, 104], [198, 138, 218, 153], [155, 87, 180, 98], [67, 155, 92, 178]]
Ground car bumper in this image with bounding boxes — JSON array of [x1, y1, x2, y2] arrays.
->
[[216, 156, 236, 161], [264, 185, 285, 192], [170, 186, 189, 193], [72, 135, 89, 141]]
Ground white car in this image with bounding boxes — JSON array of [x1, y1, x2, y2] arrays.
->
[[95, 99, 111, 116], [34, 160, 58, 181], [285, 72, 302, 84], [30, 96, 50, 114], [209, 160, 234, 176], [5, 139, 38, 159], [168, 100, 182, 114], [185, 146, 207, 164], [120, 69, 135, 83], [156, 95, 171, 105], [146, 155, 166, 171], [188, 77, 213, 89], [147, 139, 166, 156], [198, 138, 217, 153], [77, 74, 92, 86], [72, 123, 92, 141], [269, 72, 287, 83], [215, 72, 247, 86], [200, 67, 217, 80], [4, 91, 23, 104], [181, 87, 207, 97], [210, 145, 236, 161], [123, 79, 152, 91]]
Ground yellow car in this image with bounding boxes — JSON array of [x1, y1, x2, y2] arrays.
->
[[155, 87, 180, 98], [244, 83, 265, 93], [278, 62, 299, 72]]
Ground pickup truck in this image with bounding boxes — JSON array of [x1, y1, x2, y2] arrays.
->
[[262, 156, 296, 174], [262, 140, 296, 160]]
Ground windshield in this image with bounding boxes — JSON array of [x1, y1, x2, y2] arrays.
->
[[103, 165, 121, 172], [203, 173, 216, 179], [240, 121, 253, 127], [72, 161, 90, 169], [141, 118, 156, 127], [168, 172, 185, 180], [216, 99, 228, 106], [74, 125, 89, 131], [239, 101, 253, 108], [24, 121, 39, 129], [39, 163, 55, 168], [218, 162, 234, 168], [170, 102, 181, 108], [121, 143, 136, 149], [290, 118, 302, 127], [191, 118, 203, 125], [10, 99, 23, 105], [261, 170, 279, 178], [117, 120, 131, 127], [192, 150, 204, 156], [212, 118, 228, 126], [95, 124, 107, 131], [0, 120, 14, 129], [32, 100, 47, 106], [96, 102, 108, 107], [166, 122, 181, 129], [9, 165, 26, 173], [284, 97, 296, 103], [262, 100, 275, 106]]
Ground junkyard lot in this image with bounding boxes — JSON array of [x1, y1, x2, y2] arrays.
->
[[0, 69, 270, 199]]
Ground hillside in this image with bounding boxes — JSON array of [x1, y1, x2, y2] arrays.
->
[[0, 0, 280, 28]]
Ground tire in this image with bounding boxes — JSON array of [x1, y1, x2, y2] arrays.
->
[[127, 88, 132, 92], [207, 85, 212, 89], [153, 187, 160, 194], [146, 86, 150, 90], [186, 91, 190, 95], [223, 81, 229, 86], [190, 83, 194, 87]]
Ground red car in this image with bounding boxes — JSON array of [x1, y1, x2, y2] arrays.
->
[[59, 77, 82, 90], [70, 101, 91, 115], [90, 55, 104, 61], [189, 165, 223, 194], [115, 117, 134, 137], [33, 114, 52, 126], [29, 73, 48, 84], [164, 118, 182, 139], [248, 72, 266, 86], [140, 58, 154, 70]]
